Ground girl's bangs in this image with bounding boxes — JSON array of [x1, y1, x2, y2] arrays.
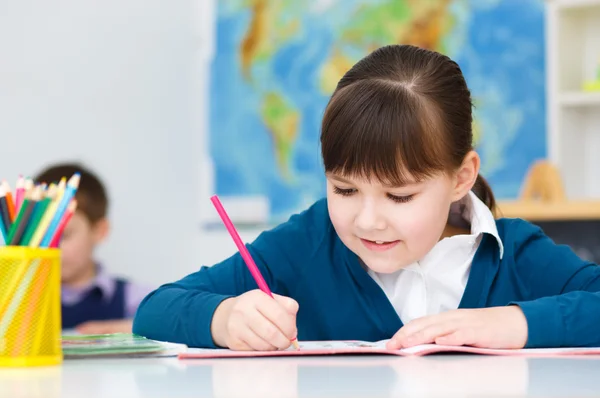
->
[[321, 80, 448, 186]]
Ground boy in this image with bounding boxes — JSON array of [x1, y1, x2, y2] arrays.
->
[[35, 162, 154, 334]]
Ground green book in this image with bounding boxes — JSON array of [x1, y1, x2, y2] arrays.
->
[[61, 333, 187, 358]]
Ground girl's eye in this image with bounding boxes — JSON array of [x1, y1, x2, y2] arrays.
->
[[333, 186, 356, 196], [387, 194, 414, 203]]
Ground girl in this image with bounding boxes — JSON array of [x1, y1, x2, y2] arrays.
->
[[133, 45, 600, 350]]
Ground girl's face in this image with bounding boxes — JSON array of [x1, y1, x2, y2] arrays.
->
[[326, 155, 478, 273]]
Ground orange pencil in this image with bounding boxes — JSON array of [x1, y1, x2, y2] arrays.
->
[[2, 180, 16, 223]]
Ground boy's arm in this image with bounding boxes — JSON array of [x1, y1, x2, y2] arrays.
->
[[509, 220, 600, 348], [132, 239, 293, 348]]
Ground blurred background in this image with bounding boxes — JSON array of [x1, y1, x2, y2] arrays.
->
[[1, 0, 599, 288]]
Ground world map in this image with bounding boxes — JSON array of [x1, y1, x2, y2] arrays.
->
[[210, 0, 546, 223]]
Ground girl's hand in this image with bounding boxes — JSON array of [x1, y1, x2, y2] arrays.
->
[[386, 306, 528, 350], [211, 290, 299, 351]]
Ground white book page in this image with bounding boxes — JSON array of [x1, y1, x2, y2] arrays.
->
[[185, 340, 432, 354], [397, 344, 444, 354], [458, 346, 600, 354], [289, 340, 390, 350], [290, 342, 600, 355], [184, 340, 600, 356], [398, 345, 600, 355]]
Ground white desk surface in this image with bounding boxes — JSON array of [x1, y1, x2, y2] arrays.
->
[[3, 354, 600, 398]]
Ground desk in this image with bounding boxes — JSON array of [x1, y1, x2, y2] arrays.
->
[[2, 355, 600, 397]]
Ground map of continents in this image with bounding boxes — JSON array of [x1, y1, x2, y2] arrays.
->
[[210, 0, 545, 223]]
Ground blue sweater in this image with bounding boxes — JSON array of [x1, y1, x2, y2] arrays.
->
[[133, 199, 600, 348]]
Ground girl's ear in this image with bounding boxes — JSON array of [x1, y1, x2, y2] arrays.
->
[[451, 150, 480, 202]]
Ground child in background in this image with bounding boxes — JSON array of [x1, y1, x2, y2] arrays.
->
[[133, 45, 600, 350], [35, 163, 154, 334]]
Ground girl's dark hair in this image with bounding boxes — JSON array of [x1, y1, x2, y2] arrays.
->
[[320, 44, 496, 214]]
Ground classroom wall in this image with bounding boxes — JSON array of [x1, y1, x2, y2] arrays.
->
[[4, 1, 593, 289], [0, 0, 252, 287]]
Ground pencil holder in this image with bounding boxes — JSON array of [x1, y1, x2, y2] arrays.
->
[[0, 247, 62, 367]]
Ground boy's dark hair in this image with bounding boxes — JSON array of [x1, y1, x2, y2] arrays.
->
[[320, 44, 496, 214], [34, 163, 108, 224]]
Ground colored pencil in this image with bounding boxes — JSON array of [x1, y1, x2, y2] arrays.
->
[[0, 172, 80, 350], [0, 220, 4, 246], [14, 175, 25, 214], [19, 185, 56, 247], [210, 195, 300, 350], [28, 187, 62, 248], [25, 177, 34, 196], [28, 203, 59, 248], [6, 187, 39, 245], [0, 221, 5, 246], [2, 180, 16, 223], [0, 174, 81, 365], [49, 199, 77, 248], [0, 174, 79, 247], [40, 173, 80, 247], [0, 184, 12, 234], [57, 177, 67, 197]]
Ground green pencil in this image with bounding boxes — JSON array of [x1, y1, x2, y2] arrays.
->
[[7, 187, 41, 245], [20, 193, 53, 247]]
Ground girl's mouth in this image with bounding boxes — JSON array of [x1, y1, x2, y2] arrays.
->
[[360, 238, 400, 251]]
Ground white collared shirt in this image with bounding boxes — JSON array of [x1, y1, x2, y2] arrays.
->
[[368, 191, 504, 324]]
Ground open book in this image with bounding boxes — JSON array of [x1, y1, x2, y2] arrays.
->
[[179, 339, 600, 359], [62, 333, 188, 358]]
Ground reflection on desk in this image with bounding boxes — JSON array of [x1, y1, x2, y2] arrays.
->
[[2, 354, 600, 398]]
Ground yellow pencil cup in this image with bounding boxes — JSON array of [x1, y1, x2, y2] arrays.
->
[[0, 247, 62, 367]]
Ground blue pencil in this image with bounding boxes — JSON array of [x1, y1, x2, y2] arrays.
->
[[0, 215, 5, 246], [39, 173, 80, 248], [0, 184, 10, 244]]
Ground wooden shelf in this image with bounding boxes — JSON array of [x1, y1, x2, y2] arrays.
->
[[547, 2, 600, 199], [552, 0, 600, 10], [497, 200, 600, 221], [559, 91, 600, 107]]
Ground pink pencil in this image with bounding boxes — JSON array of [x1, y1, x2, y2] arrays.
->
[[14, 175, 25, 213], [210, 195, 300, 349]]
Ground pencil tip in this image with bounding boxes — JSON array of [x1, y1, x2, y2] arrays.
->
[[69, 173, 81, 186]]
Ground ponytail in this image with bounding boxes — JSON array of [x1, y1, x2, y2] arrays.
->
[[472, 174, 497, 216]]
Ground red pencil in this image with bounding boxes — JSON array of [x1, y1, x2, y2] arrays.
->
[[49, 199, 77, 248]]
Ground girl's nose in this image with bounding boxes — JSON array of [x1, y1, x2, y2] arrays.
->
[[355, 201, 386, 231]]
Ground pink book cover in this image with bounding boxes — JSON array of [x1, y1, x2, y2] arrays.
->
[[178, 340, 600, 359]]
